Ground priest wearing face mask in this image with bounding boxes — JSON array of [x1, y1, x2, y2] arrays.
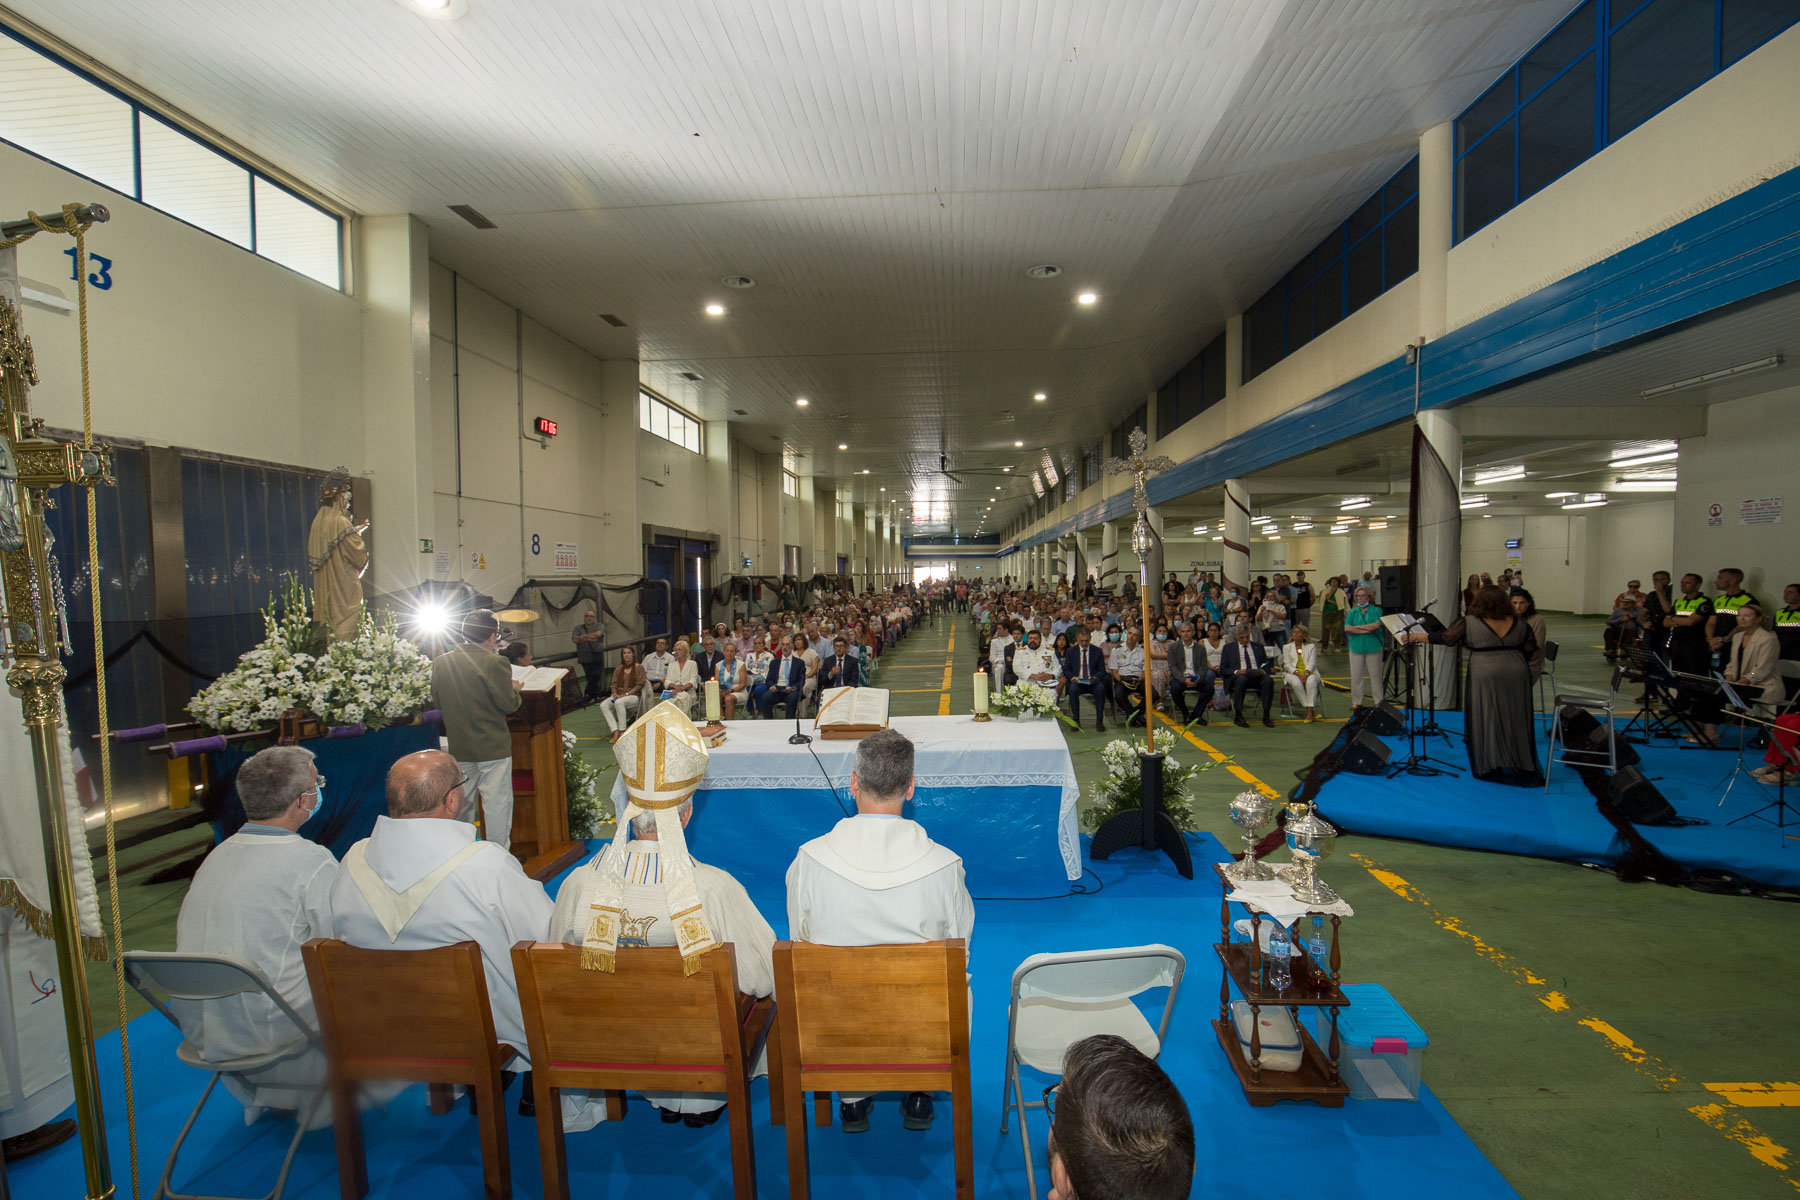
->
[[173, 746, 338, 1123]]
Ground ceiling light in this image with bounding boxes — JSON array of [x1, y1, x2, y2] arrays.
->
[[1641, 356, 1781, 398], [1014, 440, 1024, 447], [1329, 526, 1348, 535], [1460, 495, 1488, 509], [1614, 480, 1678, 491], [996, 486, 1002, 490], [704, 303, 725, 316], [860, 469, 871, 475], [1608, 450, 1677, 469], [1367, 521, 1388, 529], [1077, 292, 1098, 305], [795, 397, 809, 407], [1034, 393, 1047, 401], [1267, 535, 1281, 541], [838, 443, 847, 450], [402, 0, 467, 16], [1212, 536, 1223, 542], [1563, 493, 1608, 509], [879, 487, 886, 492], [1002, 466, 1011, 472], [1545, 491, 1578, 499], [1474, 466, 1525, 484], [1292, 523, 1313, 531], [1340, 497, 1371, 510]]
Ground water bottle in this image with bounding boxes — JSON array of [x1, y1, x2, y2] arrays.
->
[[1267, 922, 1293, 991], [1306, 914, 1331, 987]]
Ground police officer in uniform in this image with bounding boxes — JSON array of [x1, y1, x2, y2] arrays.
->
[[1664, 573, 1713, 717], [1707, 567, 1757, 669], [1776, 581, 1800, 704]]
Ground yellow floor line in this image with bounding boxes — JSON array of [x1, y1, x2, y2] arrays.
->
[[1149, 710, 1280, 798], [938, 628, 955, 716], [1705, 1083, 1800, 1108], [1350, 850, 1799, 1187]]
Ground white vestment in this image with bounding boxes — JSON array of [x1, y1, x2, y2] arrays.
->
[[173, 825, 336, 1120], [330, 816, 552, 1064], [548, 841, 777, 1127], [786, 815, 974, 957]]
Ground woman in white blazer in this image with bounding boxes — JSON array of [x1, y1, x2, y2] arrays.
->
[[1281, 625, 1322, 722]]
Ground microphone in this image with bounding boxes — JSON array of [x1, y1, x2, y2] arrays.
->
[[1418, 598, 1438, 613], [789, 716, 812, 745]]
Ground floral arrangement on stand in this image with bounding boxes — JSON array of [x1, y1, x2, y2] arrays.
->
[[189, 580, 435, 734], [1080, 735, 1224, 834], [988, 681, 1077, 726], [562, 730, 613, 839]]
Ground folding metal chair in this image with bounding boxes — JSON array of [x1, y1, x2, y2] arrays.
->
[[123, 951, 326, 1200], [1546, 666, 1624, 791], [999, 946, 1184, 1200], [1536, 640, 1560, 733]]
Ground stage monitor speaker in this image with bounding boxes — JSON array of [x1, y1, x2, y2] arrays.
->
[[1609, 765, 1678, 825], [1556, 707, 1641, 769], [1364, 702, 1407, 736], [1378, 565, 1410, 610], [1341, 729, 1393, 775]]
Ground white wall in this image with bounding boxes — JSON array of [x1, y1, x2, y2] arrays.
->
[[1461, 501, 1674, 615], [1672, 388, 1797, 601]]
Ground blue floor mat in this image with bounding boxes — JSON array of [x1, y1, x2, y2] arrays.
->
[[1314, 711, 1800, 889], [17, 833, 1516, 1199]]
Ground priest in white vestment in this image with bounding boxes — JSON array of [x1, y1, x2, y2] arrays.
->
[[548, 700, 777, 1131], [785, 728, 974, 1134], [0, 700, 100, 1159], [173, 746, 337, 1124], [330, 750, 553, 1065]]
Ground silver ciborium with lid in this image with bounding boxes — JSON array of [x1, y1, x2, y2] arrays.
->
[[1284, 800, 1340, 905], [1221, 789, 1277, 882]]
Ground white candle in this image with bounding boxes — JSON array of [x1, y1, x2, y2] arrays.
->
[[973, 672, 989, 714], [705, 679, 721, 722]]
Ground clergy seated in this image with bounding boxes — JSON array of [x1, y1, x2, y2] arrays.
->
[[173, 745, 337, 1126], [330, 750, 554, 1070], [785, 728, 975, 1134], [548, 795, 777, 1130]]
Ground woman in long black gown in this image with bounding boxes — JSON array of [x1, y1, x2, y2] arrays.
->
[[1411, 584, 1542, 786]]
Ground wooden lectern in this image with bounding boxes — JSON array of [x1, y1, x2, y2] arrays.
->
[[508, 670, 586, 881]]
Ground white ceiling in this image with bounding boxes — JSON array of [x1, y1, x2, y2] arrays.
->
[[17, 0, 1582, 533]]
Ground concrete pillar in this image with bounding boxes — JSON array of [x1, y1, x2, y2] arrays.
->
[[1223, 479, 1251, 591], [1415, 408, 1462, 708], [1099, 522, 1119, 592], [358, 214, 434, 599], [1418, 121, 1454, 342], [1145, 508, 1165, 603]]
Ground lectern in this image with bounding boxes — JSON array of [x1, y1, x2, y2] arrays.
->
[[508, 670, 585, 880]]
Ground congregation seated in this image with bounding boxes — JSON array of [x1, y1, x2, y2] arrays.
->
[[1221, 624, 1276, 727], [1064, 629, 1109, 732], [173, 745, 337, 1124], [786, 729, 974, 1134], [330, 750, 554, 1067], [759, 638, 811, 719], [548, 702, 776, 1129], [659, 639, 702, 716], [816, 636, 859, 693], [1048, 1033, 1194, 1200], [1281, 625, 1322, 723]]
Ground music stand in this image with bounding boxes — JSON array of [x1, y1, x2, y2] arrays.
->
[[1714, 673, 1760, 807], [1382, 614, 1461, 780], [1728, 715, 1796, 837], [1616, 648, 1691, 744]]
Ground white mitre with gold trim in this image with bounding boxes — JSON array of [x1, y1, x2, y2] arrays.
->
[[580, 700, 718, 974]]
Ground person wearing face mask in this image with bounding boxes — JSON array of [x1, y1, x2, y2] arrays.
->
[[1148, 620, 1172, 712], [173, 746, 338, 1124]]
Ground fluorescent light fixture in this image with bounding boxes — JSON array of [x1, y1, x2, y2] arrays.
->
[[1211, 536, 1223, 542], [1545, 491, 1578, 499], [1003, 466, 1011, 472], [1329, 527, 1348, 535], [1614, 480, 1678, 492], [1562, 493, 1607, 509], [1291, 523, 1313, 531], [1367, 521, 1389, 529], [837, 443, 847, 450], [1192, 527, 1204, 535], [1460, 494, 1488, 509], [1640, 356, 1781, 399], [1267, 535, 1281, 541], [1474, 466, 1525, 485], [1340, 497, 1371, 510], [1609, 450, 1678, 469]]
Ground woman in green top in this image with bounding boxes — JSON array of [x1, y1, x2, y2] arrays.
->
[[1343, 584, 1386, 713], [1320, 576, 1346, 651]]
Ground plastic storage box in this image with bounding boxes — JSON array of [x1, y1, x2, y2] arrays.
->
[[1308, 983, 1428, 1100]]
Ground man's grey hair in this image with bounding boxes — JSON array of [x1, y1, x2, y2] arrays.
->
[[630, 798, 693, 837], [854, 729, 915, 803], [238, 746, 316, 820]]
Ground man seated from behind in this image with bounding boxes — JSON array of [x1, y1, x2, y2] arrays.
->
[[786, 729, 974, 1135], [331, 750, 553, 1105], [1048, 1034, 1194, 1200], [548, 701, 776, 1129], [174, 746, 337, 1124]]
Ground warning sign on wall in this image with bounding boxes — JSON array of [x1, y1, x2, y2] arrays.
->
[[1739, 497, 1782, 526], [553, 541, 579, 573]]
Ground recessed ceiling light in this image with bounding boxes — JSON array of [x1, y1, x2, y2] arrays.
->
[[880, 487, 886, 491], [704, 303, 725, 316], [1033, 393, 1047, 401], [795, 398, 809, 407], [721, 275, 755, 289], [995, 486, 1002, 491], [1014, 440, 1024, 447], [1026, 265, 1063, 279], [401, 0, 466, 16], [1077, 292, 1098, 305], [860, 469, 871, 475], [1003, 466, 1011, 472], [838, 443, 847, 450]]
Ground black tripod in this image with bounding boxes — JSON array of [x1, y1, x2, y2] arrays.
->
[[1386, 619, 1462, 779], [1090, 750, 1193, 878]]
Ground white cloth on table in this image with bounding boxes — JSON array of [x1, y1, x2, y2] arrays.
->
[[547, 842, 777, 1127], [173, 825, 337, 1122], [331, 816, 552, 1064], [456, 757, 514, 849]]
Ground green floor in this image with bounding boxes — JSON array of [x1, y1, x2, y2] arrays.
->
[[86, 612, 1800, 1198]]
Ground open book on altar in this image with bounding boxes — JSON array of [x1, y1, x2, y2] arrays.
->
[[512, 665, 570, 693], [814, 686, 890, 738]]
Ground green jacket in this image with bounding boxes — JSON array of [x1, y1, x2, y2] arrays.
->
[[432, 641, 521, 762]]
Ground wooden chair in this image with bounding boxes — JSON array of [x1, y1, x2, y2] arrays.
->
[[509, 942, 779, 1200], [300, 939, 517, 1200], [771, 940, 971, 1200]]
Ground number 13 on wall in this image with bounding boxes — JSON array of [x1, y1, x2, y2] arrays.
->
[[63, 248, 114, 291]]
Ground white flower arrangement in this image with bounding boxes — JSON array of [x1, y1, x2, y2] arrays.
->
[[1082, 735, 1219, 833], [189, 585, 434, 734], [989, 681, 1062, 718]]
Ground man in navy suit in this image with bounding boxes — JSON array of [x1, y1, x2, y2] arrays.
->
[[1219, 625, 1275, 728], [1063, 627, 1109, 731], [692, 632, 725, 689], [817, 637, 858, 693], [1167, 623, 1215, 726], [758, 650, 809, 720]]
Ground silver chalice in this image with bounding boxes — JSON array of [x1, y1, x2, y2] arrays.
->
[[1222, 789, 1277, 882]]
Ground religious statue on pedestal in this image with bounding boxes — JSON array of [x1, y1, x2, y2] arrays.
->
[[307, 467, 368, 644]]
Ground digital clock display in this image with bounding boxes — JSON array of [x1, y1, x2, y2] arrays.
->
[[534, 416, 558, 437]]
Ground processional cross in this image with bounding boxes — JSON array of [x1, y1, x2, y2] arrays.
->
[[1103, 428, 1174, 751]]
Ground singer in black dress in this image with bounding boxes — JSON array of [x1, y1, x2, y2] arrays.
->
[[1411, 585, 1543, 786]]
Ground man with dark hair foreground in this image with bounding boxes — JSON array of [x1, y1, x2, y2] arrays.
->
[[1049, 1034, 1194, 1200]]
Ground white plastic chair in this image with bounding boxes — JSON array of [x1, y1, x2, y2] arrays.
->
[[123, 951, 326, 1200], [999, 945, 1184, 1200]]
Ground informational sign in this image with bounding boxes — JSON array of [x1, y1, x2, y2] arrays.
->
[[469, 550, 487, 573], [553, 541, 579, 573], [1707, 502, 1723, 528], [1505, 538, 1522, 549], [433, 550, 452, 576], [419, 537, 434, 553], [1739, 497, 1782, 526]]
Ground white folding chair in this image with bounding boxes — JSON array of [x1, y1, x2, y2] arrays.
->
[[123, 951, 326, 1200], [1545, 666, 1624, 791], [999, 945, 1184, 1200]]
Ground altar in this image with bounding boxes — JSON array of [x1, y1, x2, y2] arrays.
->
[[609, 714, 1081, 893]]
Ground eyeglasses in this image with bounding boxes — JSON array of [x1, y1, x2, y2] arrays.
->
[[441, 777, 464, 807], [313, 775, 328, 792], [1043, 1083, 1059, 1127]]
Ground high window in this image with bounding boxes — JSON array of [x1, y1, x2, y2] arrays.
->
[[1455, 0, 1798, 241], [1156, 331, 1228, 439], [639, 389, 703, 453], [0, 25, 345, 289]]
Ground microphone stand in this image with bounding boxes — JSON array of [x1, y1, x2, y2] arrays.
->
[[1412, 600, 1455, 750]]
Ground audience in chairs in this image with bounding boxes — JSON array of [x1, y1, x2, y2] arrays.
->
[[598, 646, 645, 742], [1065, 629, 1109, 732], [1220, 625, 1276, 728], [1048, 1033, 1194, 1200], [1280, 625, 1322, 723]]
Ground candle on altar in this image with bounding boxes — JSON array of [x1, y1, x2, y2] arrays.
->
[[973, 672, 989, 714], [705, 679, 721, 722]]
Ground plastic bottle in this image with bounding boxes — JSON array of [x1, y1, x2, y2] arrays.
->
[[1306, 914, 1330, 987], [1267, 922, 1293, 991]]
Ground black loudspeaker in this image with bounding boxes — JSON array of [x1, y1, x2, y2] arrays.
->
[[1378, 565, 1411, 610], [1609, 765, 1678, 825], [1364, 702, 1407, 736], [1341, 729, 1393, 775], [1556, 707, 1641, 769]]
